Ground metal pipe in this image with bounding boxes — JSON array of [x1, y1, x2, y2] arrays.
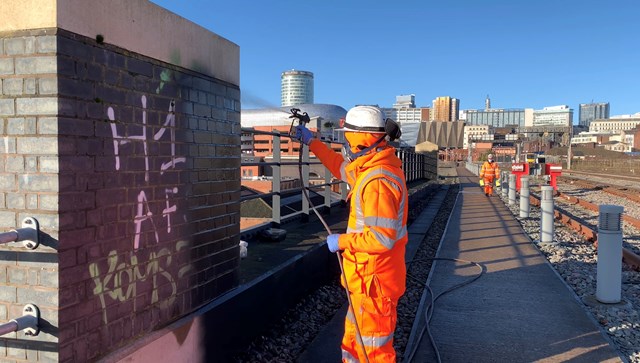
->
[[0, 304, 39, 337], [508, 174, 516, 205], [540, 186, 555, 244], [596, 205, 623, 304], [0, 218, 39, 249], [0, 231, 19, 244], [272, 135, 282, 226], [0, 321, 18, 336], [520, 177, 530, 218], [502, 172, 508, 198]]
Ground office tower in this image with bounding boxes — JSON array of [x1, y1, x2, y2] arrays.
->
[[532, 105, 573, 127], [393, 94, 416, 108], [579, 102, 609, 127], [485, 95, 491, 110], [281, 70, 314, 107], [431, 96, 459, 121]]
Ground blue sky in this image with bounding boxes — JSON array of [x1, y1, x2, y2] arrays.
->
[[150, 0, 639, 117]]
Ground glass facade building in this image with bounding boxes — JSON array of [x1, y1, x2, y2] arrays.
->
[[281, 70, 314, 107], [579, 102, 609, 127], [466, 109, 525, 127]]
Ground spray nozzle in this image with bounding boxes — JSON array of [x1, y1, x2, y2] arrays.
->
[[289, 108, 310, 138], [289, 108, 310, 123]]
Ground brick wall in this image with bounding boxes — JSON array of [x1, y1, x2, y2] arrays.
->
[[0, 28, 241, 362], [0, 29, 60, 362]]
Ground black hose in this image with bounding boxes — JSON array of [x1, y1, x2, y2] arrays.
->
[[405, 258, 485, 363]]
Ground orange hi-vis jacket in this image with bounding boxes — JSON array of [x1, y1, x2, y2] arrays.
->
[[480, 160, 499, 183], [309, 139, 409, 299]]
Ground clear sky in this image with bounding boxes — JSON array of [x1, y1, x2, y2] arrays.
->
[[150, 0, 639, 118]]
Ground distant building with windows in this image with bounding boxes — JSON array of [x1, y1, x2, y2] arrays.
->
[[431, 96, 459, 121], [589, 117, 640, 133], [281, 70, 314, 107], [579, 102, 609, 128], [393, 94, 416, 108], [380, 94, 430, 123], [463, 125, 493, 149], [465, 108, 529, 128], [529, 105, 573, 127]]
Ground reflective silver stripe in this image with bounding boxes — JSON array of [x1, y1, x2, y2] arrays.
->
[[352, 169, 386, 232], [342, 349, 358, 362], [370, 229, 395, 249], [371, 227, 407, 249], [346, 309, 356, 323], [362, 332, 394, 348], [340, 160, 349, 183], [364, 216, 402, 230], [364, 213, 408, 241], [352, 169, 408, 247]]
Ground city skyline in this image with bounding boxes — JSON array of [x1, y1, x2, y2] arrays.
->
[[149, 0, 640, 118]]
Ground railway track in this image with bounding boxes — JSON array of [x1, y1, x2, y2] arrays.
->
[[499, 179, 640, 362], [559, 175, 640, 204]]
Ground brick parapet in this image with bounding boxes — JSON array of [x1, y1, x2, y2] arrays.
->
[[1, 26, 241, 362]]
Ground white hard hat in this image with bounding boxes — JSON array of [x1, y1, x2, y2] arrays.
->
[[338, 106, 386, 133], [488, 154, 494, 160]]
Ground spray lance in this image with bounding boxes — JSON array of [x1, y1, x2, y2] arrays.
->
[[288, 108, 371, 363], [288, 108, 310, 135]]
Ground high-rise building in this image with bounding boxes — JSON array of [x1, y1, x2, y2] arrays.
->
[[579, 102, 609, 127], [431, 96, 459, 121], [393, 94, 416, 108], [531, 105, 573, 127], [281, 70, 314, 107]]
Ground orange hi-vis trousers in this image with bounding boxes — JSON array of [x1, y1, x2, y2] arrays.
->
[[341, 294, 398, 363], [483, 176, 495, 196]]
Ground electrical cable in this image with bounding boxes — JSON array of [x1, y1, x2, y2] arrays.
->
[[405, 258, 485, 363], [296, 136, 371, 363]]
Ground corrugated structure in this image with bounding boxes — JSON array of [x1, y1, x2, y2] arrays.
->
[[416, 121, 465, 149]]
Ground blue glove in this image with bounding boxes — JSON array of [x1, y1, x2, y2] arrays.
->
[[293, 125, 313, 145], [326, 234, 340, 253]]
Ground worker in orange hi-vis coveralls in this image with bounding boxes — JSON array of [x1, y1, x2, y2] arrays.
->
[[293, 105, 408, 363], [480, 153, 500, 196]]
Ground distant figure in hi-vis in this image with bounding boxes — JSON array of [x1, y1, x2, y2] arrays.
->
[[480, 153, 500, 196]]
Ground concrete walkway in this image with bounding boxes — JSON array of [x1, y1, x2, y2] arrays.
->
[[405, 167, 622, 362]]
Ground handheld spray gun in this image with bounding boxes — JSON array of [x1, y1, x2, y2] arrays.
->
[[288, 108, 310, 135], [288, 108, 370, 363]]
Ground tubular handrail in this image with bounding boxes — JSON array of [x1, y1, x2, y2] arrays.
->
[[0, 304, 40, 337], [240, 180, 343, 203], [0, 217, 40, 250], [241, 128, 432, 227]]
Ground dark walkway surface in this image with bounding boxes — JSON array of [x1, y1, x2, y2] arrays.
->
[[406, 167, 621, 362]]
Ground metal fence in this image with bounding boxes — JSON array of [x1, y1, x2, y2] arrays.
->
[[240, 128, 433, 227]]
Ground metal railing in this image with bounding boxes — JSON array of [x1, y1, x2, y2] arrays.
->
[[241, 129, 346, 226], [0, 217, 40, 249], [0, 304, 40, 337], [241, 129, 432, 227]]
